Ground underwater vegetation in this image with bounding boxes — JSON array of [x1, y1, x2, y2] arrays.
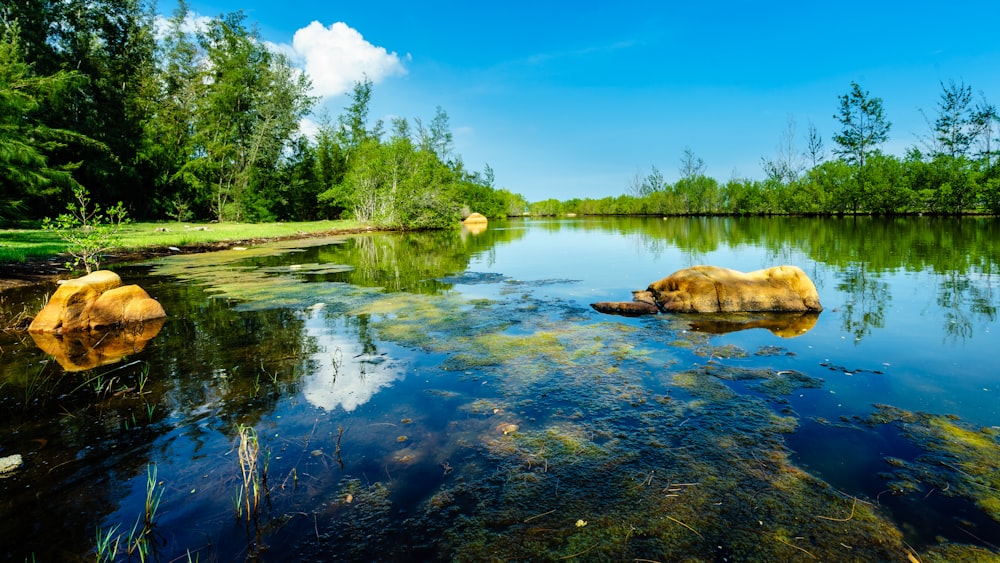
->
[[860, 405, 1000, 526], [46, 235, 993, 561], [308, 284, 990, 559]]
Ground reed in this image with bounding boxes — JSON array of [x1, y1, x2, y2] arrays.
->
[[236, 424, 267, 521], [125, 464, 164, 561], [92, 464, 162, 562], [94, 523, 121, 562]]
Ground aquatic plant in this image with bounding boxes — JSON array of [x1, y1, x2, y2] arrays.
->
[[235, 423, 268, 522], [94, 523, 121, 562], [124, 464, 164, 560], [862, 405, 1000, 525], [91, 464, 163, 562]]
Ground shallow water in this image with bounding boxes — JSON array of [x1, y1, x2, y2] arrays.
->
[[1, 216, 998, 561]]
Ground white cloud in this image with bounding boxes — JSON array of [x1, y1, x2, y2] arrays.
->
[[152, 12, 212, 41], [290, 21, 407, 98], [299, 117, 320, 139], [153, 13, 405, 100]]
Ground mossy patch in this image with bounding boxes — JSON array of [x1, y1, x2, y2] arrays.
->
[[141, 235, 997, 560], [862, 405, 1000, 524]]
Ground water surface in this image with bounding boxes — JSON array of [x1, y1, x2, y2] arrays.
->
[[1, 216, 997, 561]]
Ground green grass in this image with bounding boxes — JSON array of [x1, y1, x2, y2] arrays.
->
[[0, 220, 364, 264]]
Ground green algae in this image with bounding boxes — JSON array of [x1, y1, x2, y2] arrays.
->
[[351, 294, 916, 559], [137, 234, 997, 560], [863, 405, 1000, 524]]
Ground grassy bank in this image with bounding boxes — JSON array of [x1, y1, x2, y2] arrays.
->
[[0, 220, 365, 264]]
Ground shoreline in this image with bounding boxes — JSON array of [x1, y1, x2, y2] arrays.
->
[[0, 226, 380, 293]]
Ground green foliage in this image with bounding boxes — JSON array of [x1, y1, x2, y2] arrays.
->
[[3, 0, 157, 216], [180, 11, 314, 222], [0, 21, 98, 224], [931, 80, 976, 159], [42, 186, 129, 273], [7, 3, 999, 225], [833, 82, 891, 167], [539, 80, 996, 218]]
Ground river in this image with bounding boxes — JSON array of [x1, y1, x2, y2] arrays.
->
[[1, 216, 997, 561]]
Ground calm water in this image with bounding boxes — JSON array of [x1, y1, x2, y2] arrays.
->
[[1, 216, 998, 561]]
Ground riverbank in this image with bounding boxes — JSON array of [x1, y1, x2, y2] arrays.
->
[[0, 223, 379, 292]]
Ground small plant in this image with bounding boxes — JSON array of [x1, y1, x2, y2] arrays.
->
[[125, 464, 164, 560], [94, 523, 121, 562], [42, 185, 129, 273], [92, 464, 164, 562], [136, 363, 150, 395], [236, 424, 267, 522]]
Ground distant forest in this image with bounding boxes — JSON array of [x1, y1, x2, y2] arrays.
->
[[531, 81, 1000, 217], [1, 0, 525, 228], [3, 2, 998, 227]]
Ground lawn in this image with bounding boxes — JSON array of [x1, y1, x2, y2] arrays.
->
[[0, 220, 365, 264]]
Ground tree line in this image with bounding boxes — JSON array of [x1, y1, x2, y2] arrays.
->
[[0, 0, 524, 228], [531, 81, 1000, 217]]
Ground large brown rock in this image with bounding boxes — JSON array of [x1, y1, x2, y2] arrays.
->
[[28, 270, 166, 333], [591, 265, 822, 317], [89, 285, 166, 328], [648, 265, 822, 313]]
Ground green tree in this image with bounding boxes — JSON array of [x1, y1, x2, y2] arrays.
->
[[971, 99, 998, 165], [805, 159, 853, 214], [340, 77, 373, 154], [142, 0, 202, 219], [42, 185, 129, 273], [8, 0, 158, 215], [178, 11, 313, 221], [674, 147, 719, 213], [833, 82, 891, 168], [722, 177, 769, 215], [416, 106, 454, 162], [0, 22, 97, 224], [863, 153, 913, 214], [930, 80, 974, 159]]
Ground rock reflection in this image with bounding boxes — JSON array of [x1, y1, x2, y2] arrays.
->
[[29, 318, 165, 371], [686, 311, 820, 337]]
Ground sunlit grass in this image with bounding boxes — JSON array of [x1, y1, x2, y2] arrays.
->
[[0, 219, 364, 263]]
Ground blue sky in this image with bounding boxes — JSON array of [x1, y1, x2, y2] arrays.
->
[[161, 1, 1000, 202]]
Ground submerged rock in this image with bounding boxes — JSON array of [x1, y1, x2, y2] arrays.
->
[[0, 454, 23, 477]]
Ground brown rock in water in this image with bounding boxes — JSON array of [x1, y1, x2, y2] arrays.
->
[[648, 265, 822, 313], [28, 270, 121, 332], [27, 271, 166, 370], [590, 300, 660, 316], [462, 213, 488, 234], [28, 270, 166, 333], [89, 285, 166, 329], [462, 212, 488, 224]]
